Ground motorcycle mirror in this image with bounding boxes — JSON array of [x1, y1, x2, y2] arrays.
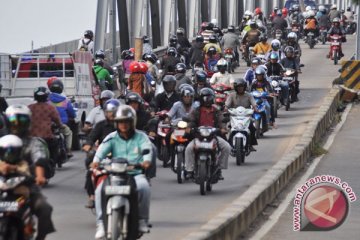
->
[[299, 64, 304, 67], [141, 149, 150, 155]]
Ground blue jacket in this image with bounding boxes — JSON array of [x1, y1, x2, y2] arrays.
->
[[48, 93, 76, 124], [244, 68, 255, 85]]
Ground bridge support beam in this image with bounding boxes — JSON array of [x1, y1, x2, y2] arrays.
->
[[220, 0, 228, 29], [161, 0, 172, 45], [95, 0, 110, 53], [150, 0, 161, 48], [178, 0, 187, 36]]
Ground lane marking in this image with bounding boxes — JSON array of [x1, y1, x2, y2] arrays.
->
[[249, 103, 353, 240]]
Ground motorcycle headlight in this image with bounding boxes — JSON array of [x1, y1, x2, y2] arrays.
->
[[111, 163, 127, 173], [177, 121, 188, 129], [271, 80, 279, 88]]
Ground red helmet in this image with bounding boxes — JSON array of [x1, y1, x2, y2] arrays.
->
[[47, 76, 58, 89], [282, 8, 288, 15], [255, 7, 262, 15], [129, 61, 141, 73], [138, 61, 148, 74], [129, 48, 135, 53]]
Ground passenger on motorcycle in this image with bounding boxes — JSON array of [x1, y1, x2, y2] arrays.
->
[[266, 52, 285, 76], [151, 75, 180, 114], [143, 53, 160, 90], [253, 34, 271, 55], [284, 32, 302, 59], [304, 10, 319, 38], [167, 85, 198, 122], [221, 25, 240, 63], [328, 4, 341, 22], [48, 79, 76, 158], [281, 46, 301, 102], [210, 59, 235, 88], [175, 63, 192, 92], [185, 88, 231, 180], [241, 21, 262, 60], [176, 27, 192, 67], [194, 70, 211, 101], [93, 58, 113, 91], [82, 99, 120, 208], [211, 18, 224, 39], [189, 35, 205, 68], [95, 49, 114, 75], [204, 47, 221, 76], [121, 49, 135, 76], [225, 78, 258, 151], [160, 47, 182, 76], [142, 35, 153, 55], [91, 105, 152, 238], [254, 7, 267, 26], [327, 18, 346, 58], [203, 34, 222, 55], [244, 58, 261, 85], [0, 134, 56, 240], [271, 10, 288, 39]]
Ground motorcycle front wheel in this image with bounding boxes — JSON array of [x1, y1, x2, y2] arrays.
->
[[333, 50, 338, 65], [110, 208, 124, 240], [177, 152, 184, 184], [235, 137, 245, 165], [199, 161, 207, 195], [255, 119, 261, 139]]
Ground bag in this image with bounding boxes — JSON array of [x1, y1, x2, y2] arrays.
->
[[79, 39, 90, 51], [306, 19, 316, 30]]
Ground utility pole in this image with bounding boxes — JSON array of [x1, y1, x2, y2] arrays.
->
[[357, 4, 360, 59]]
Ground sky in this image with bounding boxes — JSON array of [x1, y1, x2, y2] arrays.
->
[[0, 0, 97, 53]]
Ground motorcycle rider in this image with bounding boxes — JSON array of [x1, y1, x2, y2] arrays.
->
[[82, 99, 120, 208], [203, 34, 222, 55], [265, 39, 285, 61], [143, 35, 153, 55], [175, 63, 192, 92], [201, 22, 216, 44], [254, 7, 267, 26], [327, 17, 346, 58], [189, 35, 205, 69], [93, 58, 113, 91], [210, 59, 235, 88], [160, 47, 181, 76], [91, 105, 152, 239], [48, 79, 76, 157], [253, 34, 271, 55], [328, 4, 341, 22], [176, 27, 191, 67], [121, 49, 135, 78], [241, 21, 261, 61], [211, 19, 224, 39], [244, 58, 261, 85], [225, 78, 258, 152], [78, 30, 94, 54], [94, 50, 114, 75], [0, 134, 56, 240], [193, 70, 211, 101], [185, 88, 231, 180], [284, 32, 302, 61], [304, 10, 319, 39], [281, 46, 301, 102], [151, 75, 180, 114], [272, 10, 288, 40], [167, 85, 198, 122], [265, 52, 285, 76], [221, 25, 240, 64]]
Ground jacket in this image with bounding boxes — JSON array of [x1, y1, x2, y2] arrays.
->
[[189, 42, 205, 65], [86, 119, 115, 146], [151, 91, 180, 112], [48, 93, 76, 124], [221, 32, 240, 49], [175, 73, 192, 92], [272, 16, 288, 31]]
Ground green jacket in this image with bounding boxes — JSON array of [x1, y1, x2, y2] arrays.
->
[[93, 65, 113, 90]]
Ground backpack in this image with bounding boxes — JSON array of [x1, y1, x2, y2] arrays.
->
[[79, 39, 90, 51], [306, 19, 317, 30]]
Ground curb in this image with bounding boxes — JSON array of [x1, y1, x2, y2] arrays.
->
[[183, 88, 341, 240]]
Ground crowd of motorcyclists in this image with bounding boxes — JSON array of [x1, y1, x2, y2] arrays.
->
[[0, 3, 355, 240]]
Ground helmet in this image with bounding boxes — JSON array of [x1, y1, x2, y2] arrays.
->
[[308, 10, 315, 17], [260, 34, 268, 42], [180, 84, 195, 98], [176, 27, 185, 35], [121, 50, 134, 60], [255, 7, 262, 15], [143, 35, 150, 43], [284, 46, 295, 57], [251, 58, 261, 65], [95, 49, 105, 59], [282, 8, 288, 15], [114, 105, 137, 129], [331, 4, 337, 10], [228, 25, 235, 32], [125, 92, 143, 105], [245, 10, 253, 17], [206, 22, 214, 30], [293, 4, 299, 11], [84, 30, 94, 40], [169, 35, 178, 45], [305, 6, 312, 11], [100, 90, 115, 100], [210, 19, 218, 26], [270, 52, 279, 60], [162, 75, 176, 92], [233, 78, 247, 90], [167, 47, 177, 56], [143, 53, 157, 63], [249, 21, 258, 29], [129, 61, 141, 73], [347, 7, 351, 11], [138, 61, 148, 74], [217, 58, 227, 68], [207, 46, 217, 55], [271, 39, 281, 51], [95, 58, 104, 67], [209, 35, 217, 43], [5, 105, 32, 136], [287, 32, 297, 41], [318, 5, 325, 12], [195, 35, 204, 42], [0, 135, 23, 164], [34, 86, 49, 102], [332, 17, 340, 23], [195, 70, 207, 83], [273, 7, 279, 12], [199, 87, 215, 107], [341, 9, 345, 14], [103, 99, 121, 117], [276, 10, 282, 16], [47, 76, 59, 89], [175, 63, 186, 73], [255, 66, 266, 75], [49, 79, 64, 94]]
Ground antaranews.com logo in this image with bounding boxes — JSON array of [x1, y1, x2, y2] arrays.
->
[[293, 175, 357, 231]]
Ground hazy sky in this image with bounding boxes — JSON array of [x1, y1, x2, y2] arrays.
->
[[0, 0, 97, 53]]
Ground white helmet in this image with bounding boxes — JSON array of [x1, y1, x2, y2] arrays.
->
[[271, 39, 281, 46], [305, 6, 312, 11], [245, 10, 253, 17], [318, 5, 325, 12], [308, 10, 315, 17], [303, 12, 309, 18], [331, 4, 337, 10], [287, 32, 297, 40], [210, 18, 218, 26]]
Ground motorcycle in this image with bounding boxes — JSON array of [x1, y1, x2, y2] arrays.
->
[[97, 150, 151, 240], [251, 90, 269, 139], [0, 174, 35, 240], [319, 27, 327, 45], [170, 120, 189, 184], [305, 31, 316, 49], [156, 111, 171, 167], [290, 22, 302, 40], [282, 69, 297, 110], [193, 126, 221, 195], [329, 34, 342, 65], [228, 107, 254, 165], [51, 124, 68, 168], [224, 48, 236, 73], [212, 84, 232, 110], [269, 75, 283, 117]]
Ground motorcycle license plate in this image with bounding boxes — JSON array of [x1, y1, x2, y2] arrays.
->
[[0, 201, 19, 212], [225, 54, 233, 58], [105, 185, 131, 196], [216, 94, 226, 98], [197, 142, 214, 150], [332, 42, 340, 46], [173, 129, 185, 136]]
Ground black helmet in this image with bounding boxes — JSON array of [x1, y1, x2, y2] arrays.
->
[[34, 86, 49, 102], [125, 92, 144, 105], [167, 47, 177, 56], [114, 105, 137, 130], [162, 75, 176, 92], [195, 35, 204, 43], [94, 58, 104, 67], [143, 53, 157, 63], [169, 35, 178, 45], [209, 35, 217, 43], [228, 25, 235, 32], [0, 134, 23, 164], [175, 63, 186, 73], [121, 50, 134, 60], [5, 104, 32, 137], [195, 70, 207, 83], [284, 46, 295, 57], [260, 34, 268, 42], [199, 87, 215, 107], [95, 49, 105, 59], [206, 22, 214, 30], [176, 27, 185, 35], [84, 30, 94, 40], [233, 78, 247, 91], [143, 35, 150, 43], [207, 46, 217, 55], [249, 21, 258, 29], [179, 84, 195, 97], [49, 79, 64, 94]]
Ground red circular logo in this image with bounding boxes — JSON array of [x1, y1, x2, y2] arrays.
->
[[304, 185, 348, 230]]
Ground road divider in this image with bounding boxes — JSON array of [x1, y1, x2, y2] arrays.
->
[[183, 88, 341, 240]]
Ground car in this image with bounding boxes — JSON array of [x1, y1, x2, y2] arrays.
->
[[284, 0, 316, 10]]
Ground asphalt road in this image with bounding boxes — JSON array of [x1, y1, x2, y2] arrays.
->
[[44, 35, 356, 240]]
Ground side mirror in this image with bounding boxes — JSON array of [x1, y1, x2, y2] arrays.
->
[[299, 64, 304, 68], [142, 149, 150, 155]]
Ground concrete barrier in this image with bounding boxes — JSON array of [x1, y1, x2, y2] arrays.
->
[[183, 87, 341, 240]]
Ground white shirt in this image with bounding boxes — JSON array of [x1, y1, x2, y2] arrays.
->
[[85, 106, 105, 127], [210, 72, 235, 86], [78, 38, 94, 55]]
